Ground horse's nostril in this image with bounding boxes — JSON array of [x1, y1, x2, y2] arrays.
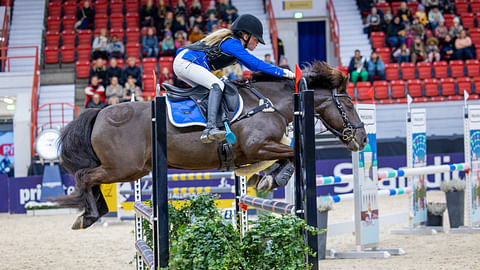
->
[[363, 137, 368, 145]]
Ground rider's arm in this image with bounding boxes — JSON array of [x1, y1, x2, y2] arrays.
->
[[221, 38, 284, 77]]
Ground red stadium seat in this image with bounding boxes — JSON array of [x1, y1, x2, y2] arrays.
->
[[61, 45, 75, 63], [385, 63, 399, 80], [449, 60, 465, 78], [77, 29, 92, 45], [142, 73, 155, 92], [472, 0, 480, 13], [126, 13, 140, 28], [373, 80, 389, 99], [76, 61, 90, 78], [126, 43, 141, 58], [379, 99, 395, 104], [347, 82, 355, 99], [457, 77, 472, 94], [62, 16, 76, 31], [440, 77, 455, 96], [391, 1, 401, 14], [416, 62, 432, 79], [447, 95, 463, 101], [470, 28, 480, 45], [407, 79, 422, 97], [455, 2, 470, 15], [110, 28, 124, 41], [63, 1, 77, 17], [48, 3, 61, 17], [142, 57, 158, 74], [159, 56, 174, 74], [376, 47, 390, 63], [400, 62, 415, 80], [45, 31, 60, 48], [466, 59, 480, 77], [390, 80, 405, 99], [429, 96, 446, 102], [76, 44, 92, 61], [413, 97, 429, 103], [126, 27, 140, 44], [376, 2, 389, 13], [117, 58, 124, 67], [433, 61, 448, 78], [407, 1, 418, 13], [444, 14, 455, 28], [126, 0, 139, 11], [47, 16, 61, 32], [141, 26, 157, 36], [45, 46, 59, 64], [371, 32, 385, 49], [473, 76, 480, 93], [61, 30, 76, 47], [94, 1, 108, 16], [424, 78, 439, 96], [111, 0, 124, 14], [110, 14, 124, 29], [95, 15, 108, 29], [462, 13, 475, 29]]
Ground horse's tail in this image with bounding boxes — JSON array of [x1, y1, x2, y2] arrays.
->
[[49, 109, 101, 208]]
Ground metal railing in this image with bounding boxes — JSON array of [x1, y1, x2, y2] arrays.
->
[[327, 0, 341, 66], [266, 0, 279, 63], [35, 102, 78, 132]]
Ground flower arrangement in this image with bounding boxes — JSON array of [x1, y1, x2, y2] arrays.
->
[[426, 202, 446, 216], [440, 178, 466, 192]]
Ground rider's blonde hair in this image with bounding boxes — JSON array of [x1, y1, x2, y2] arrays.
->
[[201, 28, 234, 46]]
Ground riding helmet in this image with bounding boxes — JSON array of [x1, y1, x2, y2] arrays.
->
[[231, 14, 265, 45]]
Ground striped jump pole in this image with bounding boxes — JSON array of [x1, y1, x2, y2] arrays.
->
[[320, 187, 413, 204], [168, 171, 234, 181], [121, 186, 235, 196], [239, 195, 296, 215]]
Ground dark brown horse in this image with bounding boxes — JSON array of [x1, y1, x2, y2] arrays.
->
[[53, 62, 367, 229]]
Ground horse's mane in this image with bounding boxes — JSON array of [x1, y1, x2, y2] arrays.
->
[[238, 61, 348, 93]]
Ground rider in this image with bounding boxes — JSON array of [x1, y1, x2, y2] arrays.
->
[[173, 14, 295, 143]]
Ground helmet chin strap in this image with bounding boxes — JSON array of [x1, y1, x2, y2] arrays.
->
[[242, 33, 252, 49]]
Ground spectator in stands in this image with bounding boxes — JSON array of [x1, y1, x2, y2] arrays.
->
[[411, 17, 425, 40], [175, 0, 188, 19], [189, 25, 205, 43], [85, 75, 105, 107], [279, 56, 291, 70], [410, 36, 426, 64], [140, 0, 158, 27], [175, 31, 188, 49], [206, 13, 219, 33], [426, 37, 441, 62], [348, 49, 368, 85], [434, 20, 448, 40], [192, 15, 205, 32], [92, 28, 109, 60], [222, 63, 243, 80], [157, 0, 171, 26], [366, 7, 382, 35], [107, 96, 120, 106], [428, 7, 444, 31], [440, 34, 455, 60], [172, 14, 188, 37], [440, 0, 455, 15], [396, 2, 413, 24], [86, 93, 105, 109], [454, 30, 474, 60], [190, 0, 203, 25], [386, 17, 406, 49], [205, 0, 218, 18], [393, 43, 410, 64], [383, 6, 393, 25], [105, 76, 124, 101], [216, 0, 229, 18], [404, 24, 416, 48], [159, 67, 173, 84], [161, 31, 176, 56], [142, 28, 159, 58], [223, 5, 239, 24], [415, 4, 428, 26], [123, 57, 142, 87], [107, 35, 124, 59], [367, 51, 386, 83], [264, 53, 273, 64], [89, 58, 107, 87], [424, 0, 440, 12], [75, 0, 94, 31], [106, 58, 123, 85], [449, 17, 463, 38], [123, 76, 142, 102]]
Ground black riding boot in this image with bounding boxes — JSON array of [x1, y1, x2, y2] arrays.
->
[[200, 83, 226, 143]]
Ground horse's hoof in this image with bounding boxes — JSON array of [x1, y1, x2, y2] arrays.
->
[[274, 163, 295, 186], [71, 214, 99, 230], [207, 129, 226, 141], [247, 174, 262, 187], [256, 175, 277, 191], [200, 134, 213, 144]]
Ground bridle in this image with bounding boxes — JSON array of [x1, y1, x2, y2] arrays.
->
[[315, 88, 364, 144]]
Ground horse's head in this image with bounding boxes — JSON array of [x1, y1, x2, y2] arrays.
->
[[303, 62, 367, 151]]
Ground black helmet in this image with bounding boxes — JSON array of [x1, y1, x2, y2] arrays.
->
[[231, 14, 265, 45]]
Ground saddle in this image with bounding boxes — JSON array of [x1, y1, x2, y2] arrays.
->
[[163, 81, 240, 128]]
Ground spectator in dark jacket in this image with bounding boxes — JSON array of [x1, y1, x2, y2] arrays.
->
[[106, 58, 123, 85], [440, 34, 455, 60], [174, 0, 187, 19], [396, 1, 413, 24], [123, 57, 142, 87], [140, 0, 157, 27], [223, 4, 238, 24], [172, 14, 188, 37], [89, 58, 107, 87], [386, 16, 406, 49], [86, 93, 106, 109], [367, 52, 386, 83], [142, 28, 159, 57], [76, 0, 94, 30]]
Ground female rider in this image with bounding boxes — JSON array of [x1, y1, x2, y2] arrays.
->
[[173, 14, 295, 143]]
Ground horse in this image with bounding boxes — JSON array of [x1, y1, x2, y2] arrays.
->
[[53, 62, 368, 229]]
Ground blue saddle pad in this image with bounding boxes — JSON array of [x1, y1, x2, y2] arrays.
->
[[166, 96, 243, 128]]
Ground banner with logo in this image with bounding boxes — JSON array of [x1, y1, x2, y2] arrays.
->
[[410, 108, 427, 225]]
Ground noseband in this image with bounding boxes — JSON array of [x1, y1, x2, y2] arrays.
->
[[316, 88, 364, 143]]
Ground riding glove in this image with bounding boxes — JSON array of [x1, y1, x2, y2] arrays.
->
[[283, 69, 295, 79]]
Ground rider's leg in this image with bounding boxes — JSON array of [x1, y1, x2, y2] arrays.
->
[[200, 83, 225, 143]]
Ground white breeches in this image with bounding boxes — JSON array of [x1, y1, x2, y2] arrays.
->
[[173, 49, 225, 91]]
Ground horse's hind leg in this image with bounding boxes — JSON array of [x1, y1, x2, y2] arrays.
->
[[256, 160, 295, 190]]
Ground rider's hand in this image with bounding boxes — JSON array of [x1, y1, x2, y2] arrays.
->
[[283, 69, 295, 79]]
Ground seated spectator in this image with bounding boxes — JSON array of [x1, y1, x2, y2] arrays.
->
[[424, 0, 440, 12], [156, 0, 171, 27], [205, 1, 218, 18], [159, 67, 173, 84], [162, 11, 174, 34], [107, 96, 120, 106], [107, 35, 124, 59], [440, 34, 455, 60], [348, 49, 368, 85], [75, 0, 94, 31], [415, 4, 428, 25], [434, 20, 448, 40], [393, 43, 410, 64], [383, 6, 393, 25], [223, 4, 238, 24], [411, 17, 425, 40], [449, 17, 463, 38], [92, 28, 109, 60], [123, 57, 142, 87], [123, 76, 142, 102], [264, 53, 273, 64], [106, 58, 123, 85], [396, 2, 412, 24], [404, 24, 416, 48], [410, 36, 426, 64], [192, 15, 205, 33], [86, 93, 106, 109], [172, 14, 188, 37], [89, 58, 107, 87], [367, 51, 386, 83], [161, 31, 175, 56], [142, 28, 159, 58], [454, 30, 474, 60], [174, 31, 188, 49], [140, 0, 157, 27], [188, 24, 205, 44], [428, 6, 444, 30], [174, 0, 187, 19], [426, 37, 441, 62], [216, 0, 229, 17], [189, 0, 203, 25], [366, 7, 382, 35], [105, 76, 124, 101], [85, 76, 105, 107], [279, 56, 291, 70], [206, 13, 219, 33], [222, 63, 243, 80], [441, 0, 455, 15], [386, 17, 406, 49]]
